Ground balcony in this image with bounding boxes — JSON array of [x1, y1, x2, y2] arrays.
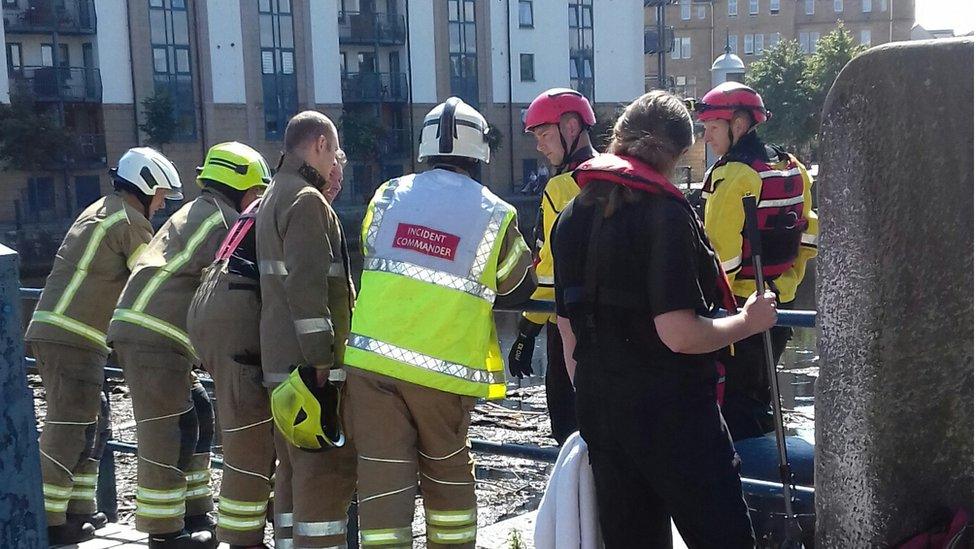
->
[[3, 0, 96, 35], [341, 72, 408, 103], [8, 66, 102, 103], [378, 128, 412, 158], [338, 11, 406, 45], [68, 132, 107, 167], [644, 26, 675, 54]]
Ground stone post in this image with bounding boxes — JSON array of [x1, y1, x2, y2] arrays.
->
[[816, 38, 974, 546], [0, 244, 47, 547]]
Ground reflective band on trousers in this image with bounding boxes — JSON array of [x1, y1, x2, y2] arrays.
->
[[217, 515, 265, 531], [347, 334, 505, 386], [185, 470, 210, 484], [276, 512, 294, 528], [111, 309, 195, 355], [73, 473, 97, 486], [45, 500, 69, 512], [295, 317, 334, 336], [426, 508, 477, 527], [136, 502, 186, 518], [427, 524, 477, 544], [219, 498, 268, 515], [360, 526, 413, 545], [30, 311, 110, 352], [136, 486, 186, 502], [295, 519, 347, 537], [363, 257, 494, 302]]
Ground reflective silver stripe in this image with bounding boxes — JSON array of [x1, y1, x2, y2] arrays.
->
[[469, 206, 509, 281], [536, 275, 555, 285], [264, 372, 289, 385], [360, 527, 413, 544], [364, 179, 402, 255], [275, 538, 294, 549], [276, 512, 294, 528], [295, 317, 334, 336], [329, 368, 347, 381], [327, 262, 346, 277], [801, 233, 818, 246], [722, 256, 742, 273], [295, 519, 347, 537], [348, 334, 505, 386], [364, 257, 494, 303], [757, 167, 802, 179], [757, 195, 804, 209], [264, 369, 343, 385], [260, 260, 289, 275]]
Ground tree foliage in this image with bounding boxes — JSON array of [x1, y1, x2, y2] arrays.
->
[[0, 92, 75, 171], [339, 110, 386, 161], [747, 23, 865, 156], [139, 89, 177, 148]]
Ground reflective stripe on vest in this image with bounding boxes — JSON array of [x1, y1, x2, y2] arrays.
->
[[31, 209, 128, 350], [114, 210, 225, 354], [739, 158, 806, 279], [346, 171, 512, 400]]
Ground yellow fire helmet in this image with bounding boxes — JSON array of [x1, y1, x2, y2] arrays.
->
[[271, 366, 346, 451], [196, 141, 272, 191]]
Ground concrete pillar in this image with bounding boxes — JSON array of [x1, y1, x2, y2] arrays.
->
[[0, 244, 47, 547], [816, 38, 974, 547]]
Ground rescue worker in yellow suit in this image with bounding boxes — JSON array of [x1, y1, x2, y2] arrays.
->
[[255, 111, 358, 549], [186, 149, 347, 549], [25, 147, 182, 546], [344, 97, 536, 548], [108, 142, 270, 548], [693, 81, 819, 441], [507, 88, 598, 445]]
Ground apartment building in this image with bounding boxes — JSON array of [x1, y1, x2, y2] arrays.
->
[[0, 0, 644, 236]]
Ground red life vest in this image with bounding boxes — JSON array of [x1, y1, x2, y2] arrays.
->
[[705, 149, 807, 279]]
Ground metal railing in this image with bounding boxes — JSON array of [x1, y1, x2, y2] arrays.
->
[[341, 71, 409, 103], [337, 11, 406, 45], [3, 0, 97, 34], [8, 66, 102, 103]]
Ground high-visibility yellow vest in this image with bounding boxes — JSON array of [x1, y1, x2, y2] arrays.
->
[[344, 169, 516, 400]]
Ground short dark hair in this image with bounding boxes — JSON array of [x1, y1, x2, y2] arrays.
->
[[284, 111, 337, 153], [425, 155, 479, 175]]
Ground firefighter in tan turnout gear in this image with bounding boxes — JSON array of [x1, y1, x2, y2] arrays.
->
[[25, 147, 181, 546], [345, 97, 536, 548], [186, 147, 348, 549], [108, 142, 270, 549], [255, 111, 357, 549]]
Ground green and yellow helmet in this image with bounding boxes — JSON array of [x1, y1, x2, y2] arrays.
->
[[271, 366, 346, 451], [196, 141, 272, 191]]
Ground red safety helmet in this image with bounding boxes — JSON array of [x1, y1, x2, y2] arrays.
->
[[524, 88, 597, 132], [694, 81, 769, 125]]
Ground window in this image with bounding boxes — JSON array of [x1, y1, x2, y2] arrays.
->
[[770, 0, 780, 13], [75, 176, 101, 210], [41, 44, 53, 67], [339, 52, 347, 74], [799, 32, 810, 53], [755, 33, 764, 54], [680, 0, 691, 21], [834, 0, 843, 12], [728, 34, 738, 54], [569, 0, 594, 100], [860, 29, 871, 45], [671, 40, 681, 60], [698, 5, 706, 19], [681, 36, 691, 59], [728, 0, 737, 16], [28, 177, 55, 215], [770, 32, 780, 46], [518, 0, 533, 27], [260, 0, 298, 140], [149, 0, 196, 140], [519, 53, 534, 81], [744, 33, 754, 54], [749, 0, 758, 15], [6, 43, 22, 70], [880, 0, 887, 11], [810, 31, 821, 51], [862, 0, 871, 11], [449, 0, 479, 106], [2, 0, 18, 7], [805, 0, 814, 15]]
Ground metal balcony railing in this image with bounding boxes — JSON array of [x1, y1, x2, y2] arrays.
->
[[644, 25, 676, 54], [341, 71, 408, 103], [338, 11, 406, 45], [3, 0, 96, 34], [8, 66, 102, 103]]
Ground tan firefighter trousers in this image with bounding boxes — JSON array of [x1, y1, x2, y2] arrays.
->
[[188, 279, 274, 546], [270, 382, 358, 549], [347, 372, 479, 549], [33, 341, 109, 526], [117, 344, 214, 534]]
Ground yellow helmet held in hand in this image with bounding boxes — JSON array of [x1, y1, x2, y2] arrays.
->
[[271, 366, 346, 451], [196, 141, 272, 191]]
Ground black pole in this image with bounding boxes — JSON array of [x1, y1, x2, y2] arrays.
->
[[742, 195, 804, 547]]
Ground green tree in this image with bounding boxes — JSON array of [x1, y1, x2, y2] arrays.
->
[[746, 38, 815, 152], [486, 123, 503, 154], [804, 23, 866, 152], [139, 89, 177, 148], [339, 109, 386, 162], [0, 92, 75, 170]]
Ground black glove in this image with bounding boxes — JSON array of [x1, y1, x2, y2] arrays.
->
[[508, 317, 545, 379]]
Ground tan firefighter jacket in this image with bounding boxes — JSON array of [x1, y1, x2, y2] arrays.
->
[[108, 189, 239, 359], [256, 154, 355, 386], [26, 192, 155, 354]]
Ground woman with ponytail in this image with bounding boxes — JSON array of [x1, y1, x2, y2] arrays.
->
[[551, 91, 777, 548]]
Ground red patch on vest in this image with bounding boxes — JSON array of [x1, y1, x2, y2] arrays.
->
[[393, 223, 460, 261]]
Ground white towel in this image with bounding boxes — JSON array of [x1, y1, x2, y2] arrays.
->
[[534, 432, 603, 549]]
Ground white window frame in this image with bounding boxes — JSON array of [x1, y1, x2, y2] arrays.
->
[[862, 0, 871, 12], [770, 0, 780, 13], [806, 0, 815, 15], [860, 29, 871, 45], [880, 0, 887, 11], [728, 34, 738, 54], [769, 33, 780, 47], [698, 5, 706, 19], [799, 32, 810, 53], [681, 36, 692, 59], [749, 0, 758, 15], [810, 31, 821, 52], [755, 33, 764, 54], [729, 0, 738, 16], [834, 0, 843, 13], [744, 33, 754, 55], [680, 0, 691, 21], [671, 38, 681, 60]]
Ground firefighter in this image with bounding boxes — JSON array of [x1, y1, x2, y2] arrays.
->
[[255, 111, 357, 549], [344, 97, 536, 548], [507, 88, 597, 445], [693, 81, 819, 441], [25, 147, 181, 545], [108, 142, 270, 548]]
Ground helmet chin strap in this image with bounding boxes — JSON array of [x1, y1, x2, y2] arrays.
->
[[557, 124, 583, 173]]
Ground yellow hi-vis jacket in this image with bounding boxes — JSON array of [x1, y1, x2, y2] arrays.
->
[[702, 155, 819, 304], [523, 171, 581, 325], [344, 169, 534, 400]]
